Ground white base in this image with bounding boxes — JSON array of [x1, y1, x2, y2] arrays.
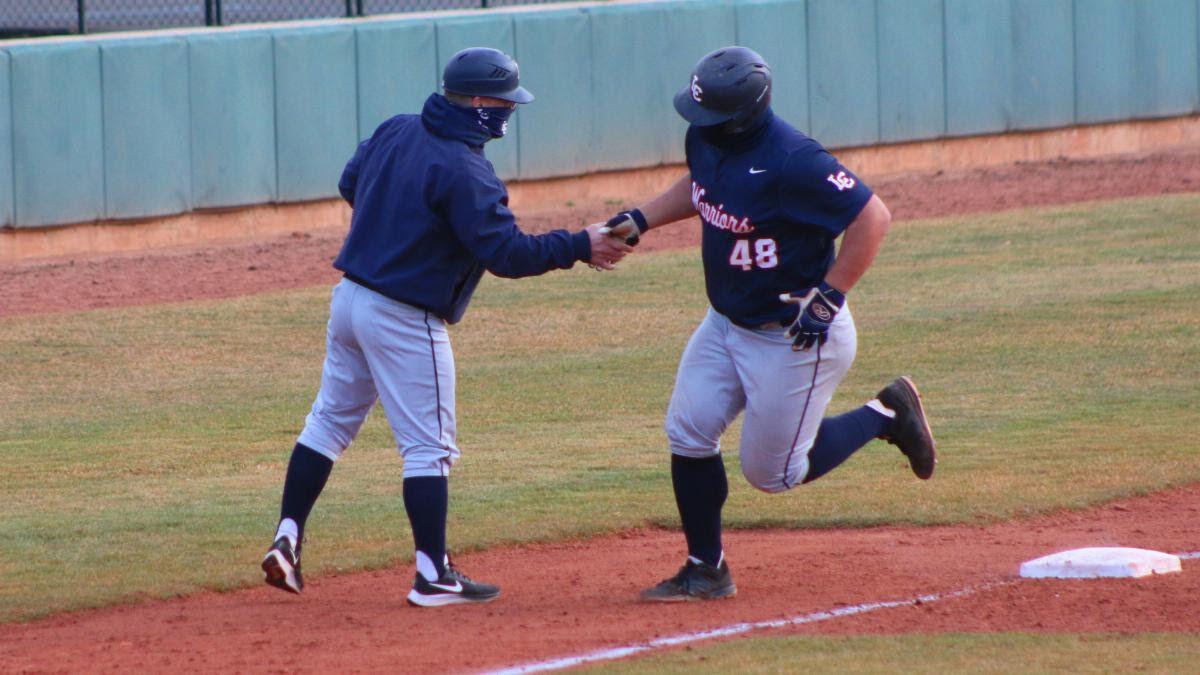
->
[[1020, 547, 1182, 579]]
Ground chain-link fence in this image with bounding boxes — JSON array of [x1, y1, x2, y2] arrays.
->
[[0, 0, 574, 37]]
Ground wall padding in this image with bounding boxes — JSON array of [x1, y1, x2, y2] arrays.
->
[[878, 0, 945, 142], [188, 31, 277, 208], [101, 36, 191, 219], [585, 3, 671, 172], [1133, 0, 1200, 117], [0, 50, 12, 227], [3, 0, 1199, 229], [1074, 0, 1136, 124], [356, 19, 438, 141], [513, 9, 592, 180], [945, 0, 1013, 136], [273, 26, 358, 202], [1010, 0, 1074, 130], [808, 0, 880, 148], [8, 43, 104, 227]]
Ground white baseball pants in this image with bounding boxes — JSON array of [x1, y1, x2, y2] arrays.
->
[[297, 278, 460, 478], [665, 305, 857, 492]]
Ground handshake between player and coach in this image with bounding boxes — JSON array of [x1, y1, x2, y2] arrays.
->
[[599, 207, 846, 353], [263, 43, 936, 609]]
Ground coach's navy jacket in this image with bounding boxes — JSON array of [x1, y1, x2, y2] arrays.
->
[[334, 93, 590, 323]]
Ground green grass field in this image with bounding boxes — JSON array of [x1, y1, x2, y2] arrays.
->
[[1, 194, 1198, 625], [591, 633, 1200, 673]]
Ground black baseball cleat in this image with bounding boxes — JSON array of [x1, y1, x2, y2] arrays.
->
[[641, 559, 737, 602], [406, 562, 500, 607], [876, 376, 937, 480], [262, 537, 304, 594]]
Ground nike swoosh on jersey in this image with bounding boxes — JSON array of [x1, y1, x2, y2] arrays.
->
[[748, 167, 767, 174], [429, 580, 463, 592]]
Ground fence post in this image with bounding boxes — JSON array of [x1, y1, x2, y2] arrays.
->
[[77, 0, 86, 33], [204, 0, 212, 26]]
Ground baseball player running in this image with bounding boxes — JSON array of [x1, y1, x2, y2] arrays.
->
[[261, 47, 631, 607], [600, 47, 936, 601]]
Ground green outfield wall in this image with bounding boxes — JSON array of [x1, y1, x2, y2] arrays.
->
[[0, 0, 1198, 228]]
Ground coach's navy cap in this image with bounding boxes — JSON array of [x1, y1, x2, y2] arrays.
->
[[442, 47, 534, 104]]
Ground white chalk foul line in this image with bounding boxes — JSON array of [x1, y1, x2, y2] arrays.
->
[[487, 549, 1197, 673], [485, 582, 1010, 675]]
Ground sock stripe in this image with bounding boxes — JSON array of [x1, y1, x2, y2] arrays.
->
[[865, 398, 896, 418]]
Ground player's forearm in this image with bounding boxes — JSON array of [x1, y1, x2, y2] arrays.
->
[[824, 195, 891, 292], [636, 172, 697, 229]]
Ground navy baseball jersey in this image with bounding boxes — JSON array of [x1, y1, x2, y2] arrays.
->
[[685, 110, 873, 328], [335, 93, 589, 324]]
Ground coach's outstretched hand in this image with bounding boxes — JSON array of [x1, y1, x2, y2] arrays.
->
[[780, 281, 845, 351], [585, 223, 635, 271]]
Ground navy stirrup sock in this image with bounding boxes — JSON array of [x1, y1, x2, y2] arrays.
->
[[671, 454, 728, 567], [403, 476, 449, 579], [279, 442, 334, 547], [803, 406, 891, 483]]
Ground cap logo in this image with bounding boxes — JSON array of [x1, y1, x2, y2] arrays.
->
[[490, 65, 510, 79], [690, 74, 704, 102]]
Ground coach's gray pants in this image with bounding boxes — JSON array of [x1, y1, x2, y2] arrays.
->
[[298, 279, 459, 478], [665, 306, 856, 492]]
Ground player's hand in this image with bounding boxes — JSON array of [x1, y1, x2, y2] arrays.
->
[[598, 209, 649, 246], [585, 223, 634, 271], [780, 281, 845, 351]]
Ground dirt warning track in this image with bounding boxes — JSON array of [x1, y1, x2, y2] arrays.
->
[[2, 145, 1200, 319]]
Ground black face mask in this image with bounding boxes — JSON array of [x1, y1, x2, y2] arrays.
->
[[475, 105, 515, 139]]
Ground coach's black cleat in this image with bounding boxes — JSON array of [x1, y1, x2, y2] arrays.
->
[[406, 562, 500, 607], [876, 376, 937, 480], [262, 537, 304, 594], [642, 558, 737, 602]]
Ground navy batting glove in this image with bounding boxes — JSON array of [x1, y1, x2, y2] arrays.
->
[[599, 208, 648, 246], [779, 281, 845, 352]]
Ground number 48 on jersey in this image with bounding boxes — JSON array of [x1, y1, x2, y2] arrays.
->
[[729, 238, 778, 270]]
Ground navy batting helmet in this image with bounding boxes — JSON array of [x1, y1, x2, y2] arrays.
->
[[673, 46, 771, 127], [442, 47, 534, 104]]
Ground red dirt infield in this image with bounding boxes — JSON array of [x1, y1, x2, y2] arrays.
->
[[1, 146, 1198, 672], [0, 486, 1197, 673]]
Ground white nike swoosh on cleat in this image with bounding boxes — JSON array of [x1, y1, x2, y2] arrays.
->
[[749, 167, 767, 174], [429, 581, 463, 593]]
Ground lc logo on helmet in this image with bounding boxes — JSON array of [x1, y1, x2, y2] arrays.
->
[[690, 74, 704, 102]]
